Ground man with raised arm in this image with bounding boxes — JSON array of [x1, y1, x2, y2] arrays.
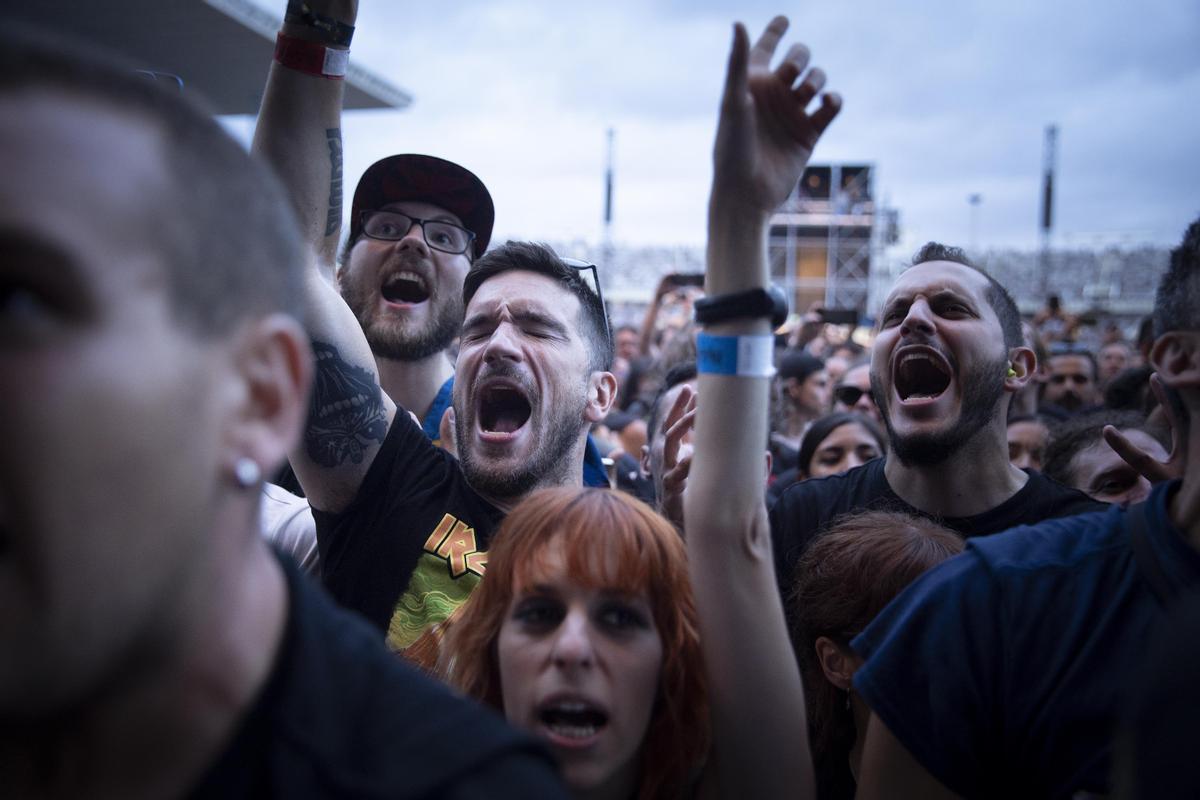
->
[[254, 0, 616, 650], [853, 219, 1200, 799], [0, 28, 565, 798], [769, 241, 1103, 600]]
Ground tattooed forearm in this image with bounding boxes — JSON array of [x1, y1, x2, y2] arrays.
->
[[306, 340, 388, 467], [324, 128, 343, 237]]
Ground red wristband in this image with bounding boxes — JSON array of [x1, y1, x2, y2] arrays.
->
[[273, 32, 348, 79]]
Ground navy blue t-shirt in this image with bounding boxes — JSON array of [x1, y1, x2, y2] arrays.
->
[[852, 480, 1200, 799], [419, 375, 456, 445]]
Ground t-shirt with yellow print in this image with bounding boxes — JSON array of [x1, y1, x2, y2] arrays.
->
[[314, 411, 503, 648]]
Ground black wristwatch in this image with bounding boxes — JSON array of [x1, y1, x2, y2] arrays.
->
[[694, 285, 789, 329], [285, 0, 356, 47]]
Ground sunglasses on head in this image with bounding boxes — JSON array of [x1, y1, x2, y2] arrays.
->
[[834, 385, 874, 406], [560, 257, 611, 344]]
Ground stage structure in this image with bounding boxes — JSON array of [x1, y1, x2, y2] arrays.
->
[[10, 0, 411, 115], [768, 164, 897, 320]]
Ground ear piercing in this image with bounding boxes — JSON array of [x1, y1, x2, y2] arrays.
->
[[233, 457, 262, 489]]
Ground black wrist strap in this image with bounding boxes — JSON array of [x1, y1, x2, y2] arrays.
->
[[693, 286, 788, 329], [284, 1, 355, 47]]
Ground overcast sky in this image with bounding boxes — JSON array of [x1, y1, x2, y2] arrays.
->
[[240, 0, 1200, 254]]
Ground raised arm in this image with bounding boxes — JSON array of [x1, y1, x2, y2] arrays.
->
[[685, 16, 839, 799], [636, 275, 672, 358], [252, 0, 396, 512]]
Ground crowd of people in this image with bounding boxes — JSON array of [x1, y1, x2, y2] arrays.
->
[[4, 2, 1198, 798]]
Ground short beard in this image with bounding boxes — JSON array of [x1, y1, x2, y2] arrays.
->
[[1051, 391, 1084, 412], [455, 374, 588, 502], [874, 354, 1007, 467], [340, 281, 462, 362]]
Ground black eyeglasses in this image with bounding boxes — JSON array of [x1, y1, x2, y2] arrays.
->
[[359, 209, 476, 255], [834, 385, 874, 406], [561, 258, 611, 345]]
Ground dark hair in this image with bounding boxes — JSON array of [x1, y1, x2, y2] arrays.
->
[[778, 350, 825, 382], [646, 360, 698, 438], [790, 512, 963, 792], [1042, 410, 1165, 487], [1154, 217, 1200, 337], [1136, 316, 1156, 353], [1048, 348, 1099, 382], [1104, 366, 1156, 413], [0, 28, 305, 338], [462, 241, 613, 372], [911, 242, 1022, 349], [797, 412, 885, 478]]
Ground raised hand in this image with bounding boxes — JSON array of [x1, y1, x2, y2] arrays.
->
[[659, 385, 697, 529], [712, 16, 841, 214], [1104, 374, 1185, 483]]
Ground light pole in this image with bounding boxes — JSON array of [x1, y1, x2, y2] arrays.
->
[[968, 193, 982, 253]]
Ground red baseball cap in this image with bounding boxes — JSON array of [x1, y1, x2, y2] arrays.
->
[[350, 154, 494, 258]]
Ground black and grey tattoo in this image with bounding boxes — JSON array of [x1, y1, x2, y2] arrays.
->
[[306, 340, 388, 467], [324, 127, 343, 237]]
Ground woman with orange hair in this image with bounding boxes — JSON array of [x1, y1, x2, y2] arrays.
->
[[437, 487, 708, 799]]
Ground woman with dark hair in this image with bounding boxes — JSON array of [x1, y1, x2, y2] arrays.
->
[[790, 512, 964, 799], [768, 412, 885, 505], [436, 487, 709, 799]]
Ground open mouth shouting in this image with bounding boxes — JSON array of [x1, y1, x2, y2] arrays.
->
[[380, 270, 430, 306], [892, 345, 954, 409], [537, 697, 609, 748], [477, 379, 534, 442]]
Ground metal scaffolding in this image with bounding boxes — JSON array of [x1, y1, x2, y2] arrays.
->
[[769, 164, 889, 318]]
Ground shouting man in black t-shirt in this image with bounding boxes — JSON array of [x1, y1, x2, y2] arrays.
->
[[770, 243, 1104, 599], [253, 3, 616, 649]]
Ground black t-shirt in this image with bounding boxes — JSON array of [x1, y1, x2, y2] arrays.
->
[[314, 414, 503, 649], [190, 554, 567, 799], [768, 456, 1106, 601]]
